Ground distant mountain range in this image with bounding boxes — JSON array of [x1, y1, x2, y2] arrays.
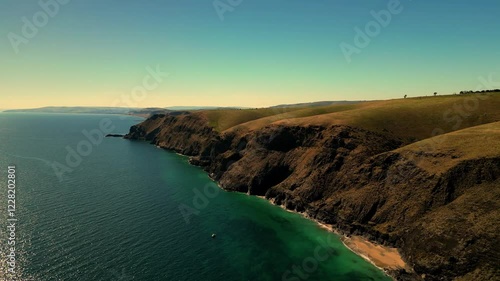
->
[[3, 106, 204, 115], [3, 106, 149, 115], [2, 103, 357, 115]]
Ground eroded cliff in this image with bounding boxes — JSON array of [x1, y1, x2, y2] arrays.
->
[[125, 110, 500, 281]]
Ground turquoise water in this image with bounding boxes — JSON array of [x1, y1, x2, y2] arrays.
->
[[0, 113, 391, 281]]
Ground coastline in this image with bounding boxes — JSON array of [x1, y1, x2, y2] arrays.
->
[[169, 148, 411, 280], [125, 94, 500, 281], [341, 236, 408, 274], [251, 195, 409, 280]]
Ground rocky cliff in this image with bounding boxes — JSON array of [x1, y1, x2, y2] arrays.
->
[[125, 110, 500, 281]]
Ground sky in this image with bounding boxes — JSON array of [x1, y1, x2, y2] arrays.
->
[[1, 0, 499, 109]]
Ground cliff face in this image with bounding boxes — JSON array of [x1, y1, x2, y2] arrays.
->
[[125, 113, 500, 281]]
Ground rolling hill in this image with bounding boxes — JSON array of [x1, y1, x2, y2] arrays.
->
[[124, 92, 500, 281]]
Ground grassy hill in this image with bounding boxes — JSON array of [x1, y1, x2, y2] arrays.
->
[[395, 121, 500, 174], [126, 91, 500, 281], [198, 92, 500, 144]]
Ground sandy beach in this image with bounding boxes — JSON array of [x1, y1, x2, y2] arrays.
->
[[314, 221, 408, 274], [341, 236, 408, 271], [262, 195, 410, 276]]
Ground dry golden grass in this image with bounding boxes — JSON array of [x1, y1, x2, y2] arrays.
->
[[203, 107, 305, 131], [274, 93, 500, 141], [395, 121, 500, 174], [227, 103, 360, 132], [197, 93, 500, 143]]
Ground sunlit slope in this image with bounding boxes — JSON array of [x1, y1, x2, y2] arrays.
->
[[202, 93, 499, 142], [275, 93, 500, 141], [202, 103, 360, 132], [394, 121, 500, 174], [202, 107, 304, 131]]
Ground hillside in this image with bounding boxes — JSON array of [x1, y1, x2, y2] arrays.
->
[[124, 93, 500, 281], [221, 93, 499, 142]]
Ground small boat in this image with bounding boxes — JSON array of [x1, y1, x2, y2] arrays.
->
[[211, 233, 216, 238]]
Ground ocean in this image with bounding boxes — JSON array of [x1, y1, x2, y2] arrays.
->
[[0, 113, 391, 281]]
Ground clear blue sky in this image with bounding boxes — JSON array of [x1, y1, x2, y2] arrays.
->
[[1, 0, 499, 109]]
